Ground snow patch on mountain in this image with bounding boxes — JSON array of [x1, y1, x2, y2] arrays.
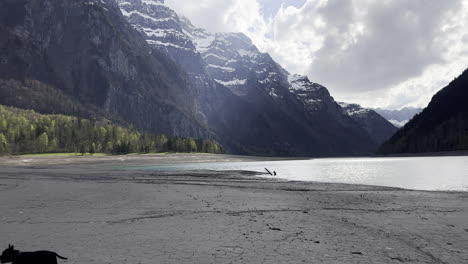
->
[[238, 49, 257, 58], [208, 64, 236, 72], [288, 74, 324, 92], [141, 0, 164, 5], [214, 79, 247, 86], [338, 102, 372, 116], [117, 0, 196, 53]]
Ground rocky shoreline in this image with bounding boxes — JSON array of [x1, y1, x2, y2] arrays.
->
[[0, 154, 466, 263]]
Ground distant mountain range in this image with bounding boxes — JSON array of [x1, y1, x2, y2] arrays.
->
[[339, 103, 398, 144], [373, 107, 423, 127], [0, 0, 397, 157], [379, 69, 468, 154]]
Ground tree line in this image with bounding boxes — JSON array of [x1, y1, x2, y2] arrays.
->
[[378, 69, 468, 154], [0, 105, 224, 155], [378, 114, 468, 154]]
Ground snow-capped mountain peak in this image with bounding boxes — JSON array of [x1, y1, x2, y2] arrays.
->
[[338, 102, 371, 116], [179, 16, 214, 53], [118, 1, 291, 97], [338, 102, 398, 144], [113, 0, 396, 154], [288, 74, 325, 92], [116, 0, 210, 74], [117, 0, 192, 50]]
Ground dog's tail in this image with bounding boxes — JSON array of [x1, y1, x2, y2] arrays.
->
[[55, 253, 68, 260]]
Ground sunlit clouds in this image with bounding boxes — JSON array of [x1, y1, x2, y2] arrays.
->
[[166, 0, 468, 109]]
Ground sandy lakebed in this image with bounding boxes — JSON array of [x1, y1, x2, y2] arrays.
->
[[0, 154, 467, 264]]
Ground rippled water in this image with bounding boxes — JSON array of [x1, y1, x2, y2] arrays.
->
[[136, 156, 468, 191]]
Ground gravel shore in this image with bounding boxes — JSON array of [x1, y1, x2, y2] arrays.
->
[[0, 154, 466, 263]]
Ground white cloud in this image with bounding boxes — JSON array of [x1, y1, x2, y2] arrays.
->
[[165, 0, 267, 34], [166, 0, 468, 109]]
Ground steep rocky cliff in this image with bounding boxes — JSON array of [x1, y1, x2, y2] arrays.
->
[[0, 0, 210, 138], [116, 0, 380, 156]]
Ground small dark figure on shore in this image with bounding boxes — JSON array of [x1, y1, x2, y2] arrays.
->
[[265, 168, 277, 176], [0, 245, 68, 264]]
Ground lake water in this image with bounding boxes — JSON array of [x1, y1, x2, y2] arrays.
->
[[137, 156, 468, 191]]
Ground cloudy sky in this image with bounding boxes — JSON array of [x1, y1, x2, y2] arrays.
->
[[166, 0, 468, 109]]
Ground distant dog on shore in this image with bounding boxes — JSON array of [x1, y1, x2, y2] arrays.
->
[[0, 245, 67, 264]]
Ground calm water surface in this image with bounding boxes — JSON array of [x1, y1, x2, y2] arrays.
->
[[136, 156, 468, 191]]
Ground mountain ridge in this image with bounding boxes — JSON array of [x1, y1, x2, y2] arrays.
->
[[379, 69, 468, 154], [0, 0, 398, 157], [0, 0, 212, 139], [339, 102, 398, 145], [117, 0, 397, 156], [373, 107, 423, 128]]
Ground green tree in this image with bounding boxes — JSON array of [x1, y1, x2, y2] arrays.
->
[[98, 127, 107, 141], [90, 143, 96, 155], [0, 133, 7, 154], [37, 132, 49, 153], [80, 144, 86, 156], [187, 138, 197, 153], [49, 138, 58, 152], [156, 135, 168, 152], [105, 141, 113, 153], [0, 105, 224, 156], [0, 119, 7, 131]]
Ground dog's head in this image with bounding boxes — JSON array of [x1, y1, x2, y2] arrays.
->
[[0, 245, 18, 263]]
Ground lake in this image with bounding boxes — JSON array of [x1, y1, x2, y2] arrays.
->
[[136, 156, 468, 191]]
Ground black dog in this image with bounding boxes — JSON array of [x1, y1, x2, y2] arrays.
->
[[0, 245, 67, 264]]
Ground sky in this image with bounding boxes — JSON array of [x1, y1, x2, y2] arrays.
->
[[165, 0, 468, 109]]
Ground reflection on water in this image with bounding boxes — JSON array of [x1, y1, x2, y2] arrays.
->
[[134, 156, 468, 191]]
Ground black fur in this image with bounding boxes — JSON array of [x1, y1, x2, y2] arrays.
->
[[0, 245, 67, 264]]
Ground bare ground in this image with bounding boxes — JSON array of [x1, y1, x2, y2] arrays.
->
[[0, 154, 467, 263]]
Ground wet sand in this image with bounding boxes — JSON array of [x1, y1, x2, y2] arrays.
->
[[0, 154, 467, 263]]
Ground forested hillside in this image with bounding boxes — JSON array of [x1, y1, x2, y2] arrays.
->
[[0, 105, 223, 155], [378, 69, 468, 154], [0, 0, 211, 141]]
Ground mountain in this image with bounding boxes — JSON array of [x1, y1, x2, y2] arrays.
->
[[0, 0, 390, 156], [374, 107, 423, 128], [379, 69, 468, 154], [0, 0, 210, 139], [116, 0, 380, 156], [338, 103, 398, 145]]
